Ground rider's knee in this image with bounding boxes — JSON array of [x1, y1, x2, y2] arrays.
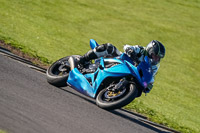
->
[[95, 44, 107, 52], [95, 43, 120, 57]]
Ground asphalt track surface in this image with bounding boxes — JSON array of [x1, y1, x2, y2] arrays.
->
[[0, 51, 174, 133]]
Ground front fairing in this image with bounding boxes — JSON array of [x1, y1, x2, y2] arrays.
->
[[136, 56, 153, 88], [119, 54, 153, 88]]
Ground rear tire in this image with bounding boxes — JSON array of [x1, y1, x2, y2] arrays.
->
[[46, 55, 80, 87], [96, 83, 138, 110]]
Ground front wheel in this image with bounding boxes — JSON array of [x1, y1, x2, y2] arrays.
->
[[96, 83, 138, 110]]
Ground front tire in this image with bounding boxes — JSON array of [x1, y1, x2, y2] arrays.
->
[[96, 83, 138, 110]]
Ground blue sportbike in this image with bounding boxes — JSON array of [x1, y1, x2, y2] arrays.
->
[[46, 39, 153, 110]]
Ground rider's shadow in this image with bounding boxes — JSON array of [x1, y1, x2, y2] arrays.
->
[[59, 87, 177, 133]]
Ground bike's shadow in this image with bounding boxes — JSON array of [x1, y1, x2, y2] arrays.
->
[[59, 86, 177, 133]]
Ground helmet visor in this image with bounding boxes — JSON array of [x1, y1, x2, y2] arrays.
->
[[159, 53, 165, 58], [151, 53, 160, 65]]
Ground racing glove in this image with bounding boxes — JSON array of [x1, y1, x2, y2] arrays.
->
[[125, 47, 138, 61], [144, 83, 153, 93]]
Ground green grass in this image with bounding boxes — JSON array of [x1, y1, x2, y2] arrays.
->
[[0, 130, 7, 133], [0, 0, 199, 132]]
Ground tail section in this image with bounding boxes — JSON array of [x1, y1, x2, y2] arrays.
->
[[90, 39, 99, 49]]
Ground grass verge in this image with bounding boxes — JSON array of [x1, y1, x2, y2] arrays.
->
[[0, 130, 7, 133]]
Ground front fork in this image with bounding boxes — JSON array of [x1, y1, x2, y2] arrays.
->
[[107, 78, 129, 92]]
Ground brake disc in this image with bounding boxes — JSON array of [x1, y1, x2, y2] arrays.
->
[[104, 88, 126, 99]]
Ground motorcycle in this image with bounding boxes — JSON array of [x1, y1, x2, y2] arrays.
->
[[46, 39, 153, 110]]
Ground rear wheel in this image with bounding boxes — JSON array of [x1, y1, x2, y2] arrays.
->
[[96, 83, 138, 110], [46, 55, 80, 87]]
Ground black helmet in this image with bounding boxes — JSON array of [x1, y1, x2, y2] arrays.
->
[[146, 40, 165, 65]]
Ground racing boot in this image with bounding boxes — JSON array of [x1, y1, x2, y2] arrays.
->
[[78, 49, 98, 66]]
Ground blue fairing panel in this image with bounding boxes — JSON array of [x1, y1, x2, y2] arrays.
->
[[120, 53, 134, 65], [67, 68, 95, 98], [91, 63, 132, 96]]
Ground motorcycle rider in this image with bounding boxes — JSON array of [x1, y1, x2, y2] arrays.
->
[[78, 40, 165, 93]]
